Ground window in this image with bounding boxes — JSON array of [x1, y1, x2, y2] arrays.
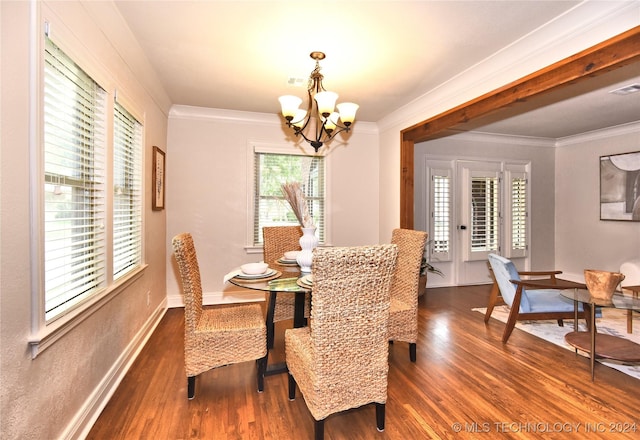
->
[[432, 174, 450, 253], [253, 151, 325, 245], [43, 36, 107, 321], [113, 102, 143, 279], [470, 176, 500, 253], [428, 167, 452, 262], [505, 168, 528, 258]]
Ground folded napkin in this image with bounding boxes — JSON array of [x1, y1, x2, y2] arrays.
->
[[223, 269, 242, 283]]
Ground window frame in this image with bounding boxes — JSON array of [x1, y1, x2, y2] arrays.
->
[[113, 100, 143, 280], [29, 21, 147, 358], [245, 141, 331, 253]]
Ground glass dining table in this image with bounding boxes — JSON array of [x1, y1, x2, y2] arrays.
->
[[228, 265, 311, 375]]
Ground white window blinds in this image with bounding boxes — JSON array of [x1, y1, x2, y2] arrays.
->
[[43, 36, 107, 321], [253, 152, 325, 245], [113, 102, 143, 279]]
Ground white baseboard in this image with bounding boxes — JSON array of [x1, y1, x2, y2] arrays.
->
[[167, 290, 266, 308], [63, 299, 167, 440]]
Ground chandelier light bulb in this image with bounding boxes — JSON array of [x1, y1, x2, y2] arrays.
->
[[314, 91, 338, 117], [336, 102, 359, 126]]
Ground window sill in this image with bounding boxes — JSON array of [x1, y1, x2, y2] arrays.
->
[[28, 264, 148, 358]]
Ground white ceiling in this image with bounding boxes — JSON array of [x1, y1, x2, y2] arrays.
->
[[114, 1, 640, 139]]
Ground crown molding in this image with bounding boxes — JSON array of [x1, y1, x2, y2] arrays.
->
[[168, 104, 379, 134], [555, 120, 640, 147], [444, 130, 556, 147], [169, 105, 279, 125], [445, 120, 640, 148]]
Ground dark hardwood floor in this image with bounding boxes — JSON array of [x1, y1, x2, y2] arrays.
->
[[87, 285, 640, 439]]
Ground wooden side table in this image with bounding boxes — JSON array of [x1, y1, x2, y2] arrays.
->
[[561, 289, 640, 381], [622, 284, 640, 333]]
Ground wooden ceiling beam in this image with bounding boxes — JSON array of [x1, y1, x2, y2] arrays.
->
[[400, 26, 640, 229]]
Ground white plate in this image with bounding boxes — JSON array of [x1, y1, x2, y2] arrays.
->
[[299, 274, 313, 286], [277, 258, 298, 265], [236, 268, 277, 279]]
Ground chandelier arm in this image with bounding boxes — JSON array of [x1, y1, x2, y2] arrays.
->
[[294, 127, 315, 145], [320, 125, 351, 144]]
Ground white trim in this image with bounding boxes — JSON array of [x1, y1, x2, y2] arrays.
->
[[169, 104, 280, 125], [447, 130, 556, 148], [29, 265, 148, 358], [62, 299, 167, 440], [168, 104, 379, 136], [166, 290, 266, 308], [556, 121, 640, 146]]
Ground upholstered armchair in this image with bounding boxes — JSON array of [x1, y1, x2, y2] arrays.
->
[[486, 253, 590, 343]]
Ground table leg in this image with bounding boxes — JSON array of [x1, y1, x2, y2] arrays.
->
[[572, 295, 578, 354], [264, 290, 308, 377], [293, 291, 306, 328], [590, 303, 596, 382], [266, 291, 277, 349]]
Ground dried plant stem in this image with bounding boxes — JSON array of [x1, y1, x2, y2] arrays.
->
[[281, 182, 314, 228]]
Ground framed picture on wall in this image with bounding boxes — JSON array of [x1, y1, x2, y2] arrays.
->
[[600, 151, 640, 221], [152, 146, 165, 210]]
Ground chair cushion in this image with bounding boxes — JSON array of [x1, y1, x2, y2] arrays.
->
[[526, 289, 584, 313], [488, 254, 530, 312]]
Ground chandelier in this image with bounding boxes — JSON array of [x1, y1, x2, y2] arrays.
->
[[278, 52, 359, 152]]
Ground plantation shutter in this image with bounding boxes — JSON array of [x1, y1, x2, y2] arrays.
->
[[429, 169, 451, 261], [43, 36, 107, 321], [505, 170, 528, 258], [113, 101, 143, 279], [469, 174, 500, 258], [253, 152, 325, 245]]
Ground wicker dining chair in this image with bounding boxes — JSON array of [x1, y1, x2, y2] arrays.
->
[[172, 233, 267, 399], [285, 245, 398, 440], [388, 228, 428, 362], [263, 226, 310, 338]]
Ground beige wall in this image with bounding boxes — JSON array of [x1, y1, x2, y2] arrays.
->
[[1, 2, 170, 438], [165, 107, 380, 305], [555, 126, 640, 280]]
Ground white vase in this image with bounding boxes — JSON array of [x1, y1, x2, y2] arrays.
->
[[296, 226, 318, 273]]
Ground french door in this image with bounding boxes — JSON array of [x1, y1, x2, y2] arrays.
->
[[424, 159, 529, 285]]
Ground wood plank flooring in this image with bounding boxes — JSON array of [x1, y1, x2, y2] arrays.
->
[[87, 285, 640, 439]]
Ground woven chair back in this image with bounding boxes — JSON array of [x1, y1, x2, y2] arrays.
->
[[389, 228, 428, 306], [172, 233, 203, 334], [263, 226, 302, 266], [310, 245, 398, 376]]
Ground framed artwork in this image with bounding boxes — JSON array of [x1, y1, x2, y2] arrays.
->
[[600, 151, 640, 221], [152, 146, 165, 210]]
